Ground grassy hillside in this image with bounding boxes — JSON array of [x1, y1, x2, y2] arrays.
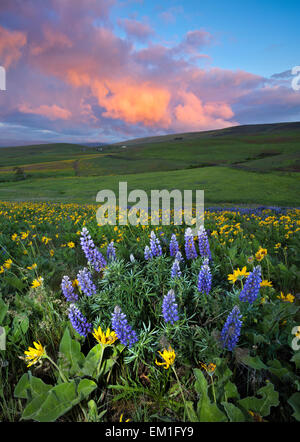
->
[[0, 122, 299, 206]]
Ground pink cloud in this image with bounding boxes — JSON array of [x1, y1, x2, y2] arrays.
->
[[118, 18, 155, 41], [19, 104, 72, 120], [0, 26, 27, 68]]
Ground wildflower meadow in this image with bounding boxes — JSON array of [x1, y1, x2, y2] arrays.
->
[[0, 201, 299, 422]]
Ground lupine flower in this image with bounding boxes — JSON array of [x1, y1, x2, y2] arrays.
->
[[175, 250, 184, 262], [107, 241, 116, 261], [68, 303, 92, 337], [184, 228, 197, 259], [197, 258, 212, 295], [155, 346, 176, 369], [92, 326, 118, 346], [24, 341, 45, 367], [171, 259, 182, 279], [162, 289, 179, 324], [111, 306, 138, 347], [77, 268, 96, 297], [239, 265, 262, 304], [169, 234, 179, 257], [144, 245, 153, 261], [198, 226, 212, 260], [149, 231, 162, 257], [61, 275, 78, 302], [220, 306, 243, 351], [80, 227, 106, 271]]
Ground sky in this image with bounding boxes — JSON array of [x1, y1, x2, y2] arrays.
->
[[0, 0, 299, 146]]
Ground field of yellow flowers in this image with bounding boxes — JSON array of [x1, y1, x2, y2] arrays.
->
[[0, 201, 299, 422]]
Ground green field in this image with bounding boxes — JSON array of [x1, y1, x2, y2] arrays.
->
[[0, 122, 300, 206]]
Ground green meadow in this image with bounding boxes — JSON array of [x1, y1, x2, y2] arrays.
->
[[0, 122, 299, 206]]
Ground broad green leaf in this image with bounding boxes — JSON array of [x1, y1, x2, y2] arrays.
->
[[221, 402, 245, 422], [291, 352, 300, 370], [288, 393, 300, 421], [239, 355, 268, 370], [0, 298, 8, 324], [194, 369, 227, 422], [267, 360, 289, 379], [184, 401, 198, 422], [224, 381, 240, 400], [58, 327, 85, 377], [238, 382, 279, 417], [22, 379, 97, 422], [14, 372, 52, 400]]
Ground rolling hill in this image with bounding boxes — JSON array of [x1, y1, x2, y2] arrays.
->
[[0, 122, 299, 206]]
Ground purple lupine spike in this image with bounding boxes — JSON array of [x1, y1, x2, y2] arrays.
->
[[169, 234, 179, 257], [61, 275, 78, 302], [150, 231, 162, 257], [171, 259, 182, 278], [184, 228, 197, 260], [111, 306, 138, 347], [107, 240, 116, 261], [239, 265, 262, 304], [162, 289, 179, 324], [80, 227, 107, 272], [198, 226, 212, 260], [175, 251, 184, 262], [77, 267, 96, 297], [197, 258, 212, 295], [144, 245, 153, 261], [220, 306, 242, 351], [68, 303, 92, 337]]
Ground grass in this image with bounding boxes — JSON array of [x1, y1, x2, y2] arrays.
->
[[0, 122, 299, 206]]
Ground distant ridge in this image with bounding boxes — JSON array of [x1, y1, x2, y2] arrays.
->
[[111, 121, 300, 147]]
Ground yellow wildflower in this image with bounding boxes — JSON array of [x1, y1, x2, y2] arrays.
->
[[260, 280, 272, 287], [67, 241, 75, 248], [155, 346, 176, 369], [92, 326, 118, 346], [255, 248, 267, 261], [24, 341, 45, 367], [3, 259, 12, 269], [31, 277, 43, 288]]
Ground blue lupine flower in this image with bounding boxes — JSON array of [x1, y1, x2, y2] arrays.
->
[[171, 259, 182, 278], [144, 245, 153, 261], [239, 265, 262, 304], [175, 251, 184, 262], [198, 226, 212, 260], [184, 228, 197, 260], [150, 231, 162, 257], [197, 258, 212, 295], [77, 267, 96, 297], [68, 303, 92, 337], [107, 240, 116, 261], [80, 227, 107, 272], [169, 234, 179, 257], [61, 275, 78, 302], [220, 306, 242, 351], [162, 289, 179, 324], [111, 306, 138, 347]]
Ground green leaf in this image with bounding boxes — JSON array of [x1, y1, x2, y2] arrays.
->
[[194, 369, 227, 422], [0, 298, 8, 324], [288, 393, 300, 421], [238, 382, 279, 417], [4, 275, 24, 291], [14, 372, 52, 400], [221, 402, 245, 422], [239, 355, 268, 370], [184, 401, 199, 422], [22, 379, 97, 422], [224, 381, 240, 400], [267, 360, 290, 379], [58, 327, 85, 377], [291, 352, 300, 370]]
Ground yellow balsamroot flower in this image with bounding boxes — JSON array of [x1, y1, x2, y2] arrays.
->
[[72, 279, 79, 288], [31, 277, 43, 288], [11, 233, 18, 241], [92, 326, 118, 346], [24, 341, 45, 367], [255, 247, 267, 261], [67, 241, 75, 248], [277, 292, 295, 303], [0, 265, 4, 274], [119, 414, 130, 422], [155, 346, 176, 370], [49, 249, 54, 256], [200, 361, 216, 376], [260, 280, 273, 287], [27, 263, 37, 270], [4, 259, 13, 269], [228, 266, 249, 284]]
